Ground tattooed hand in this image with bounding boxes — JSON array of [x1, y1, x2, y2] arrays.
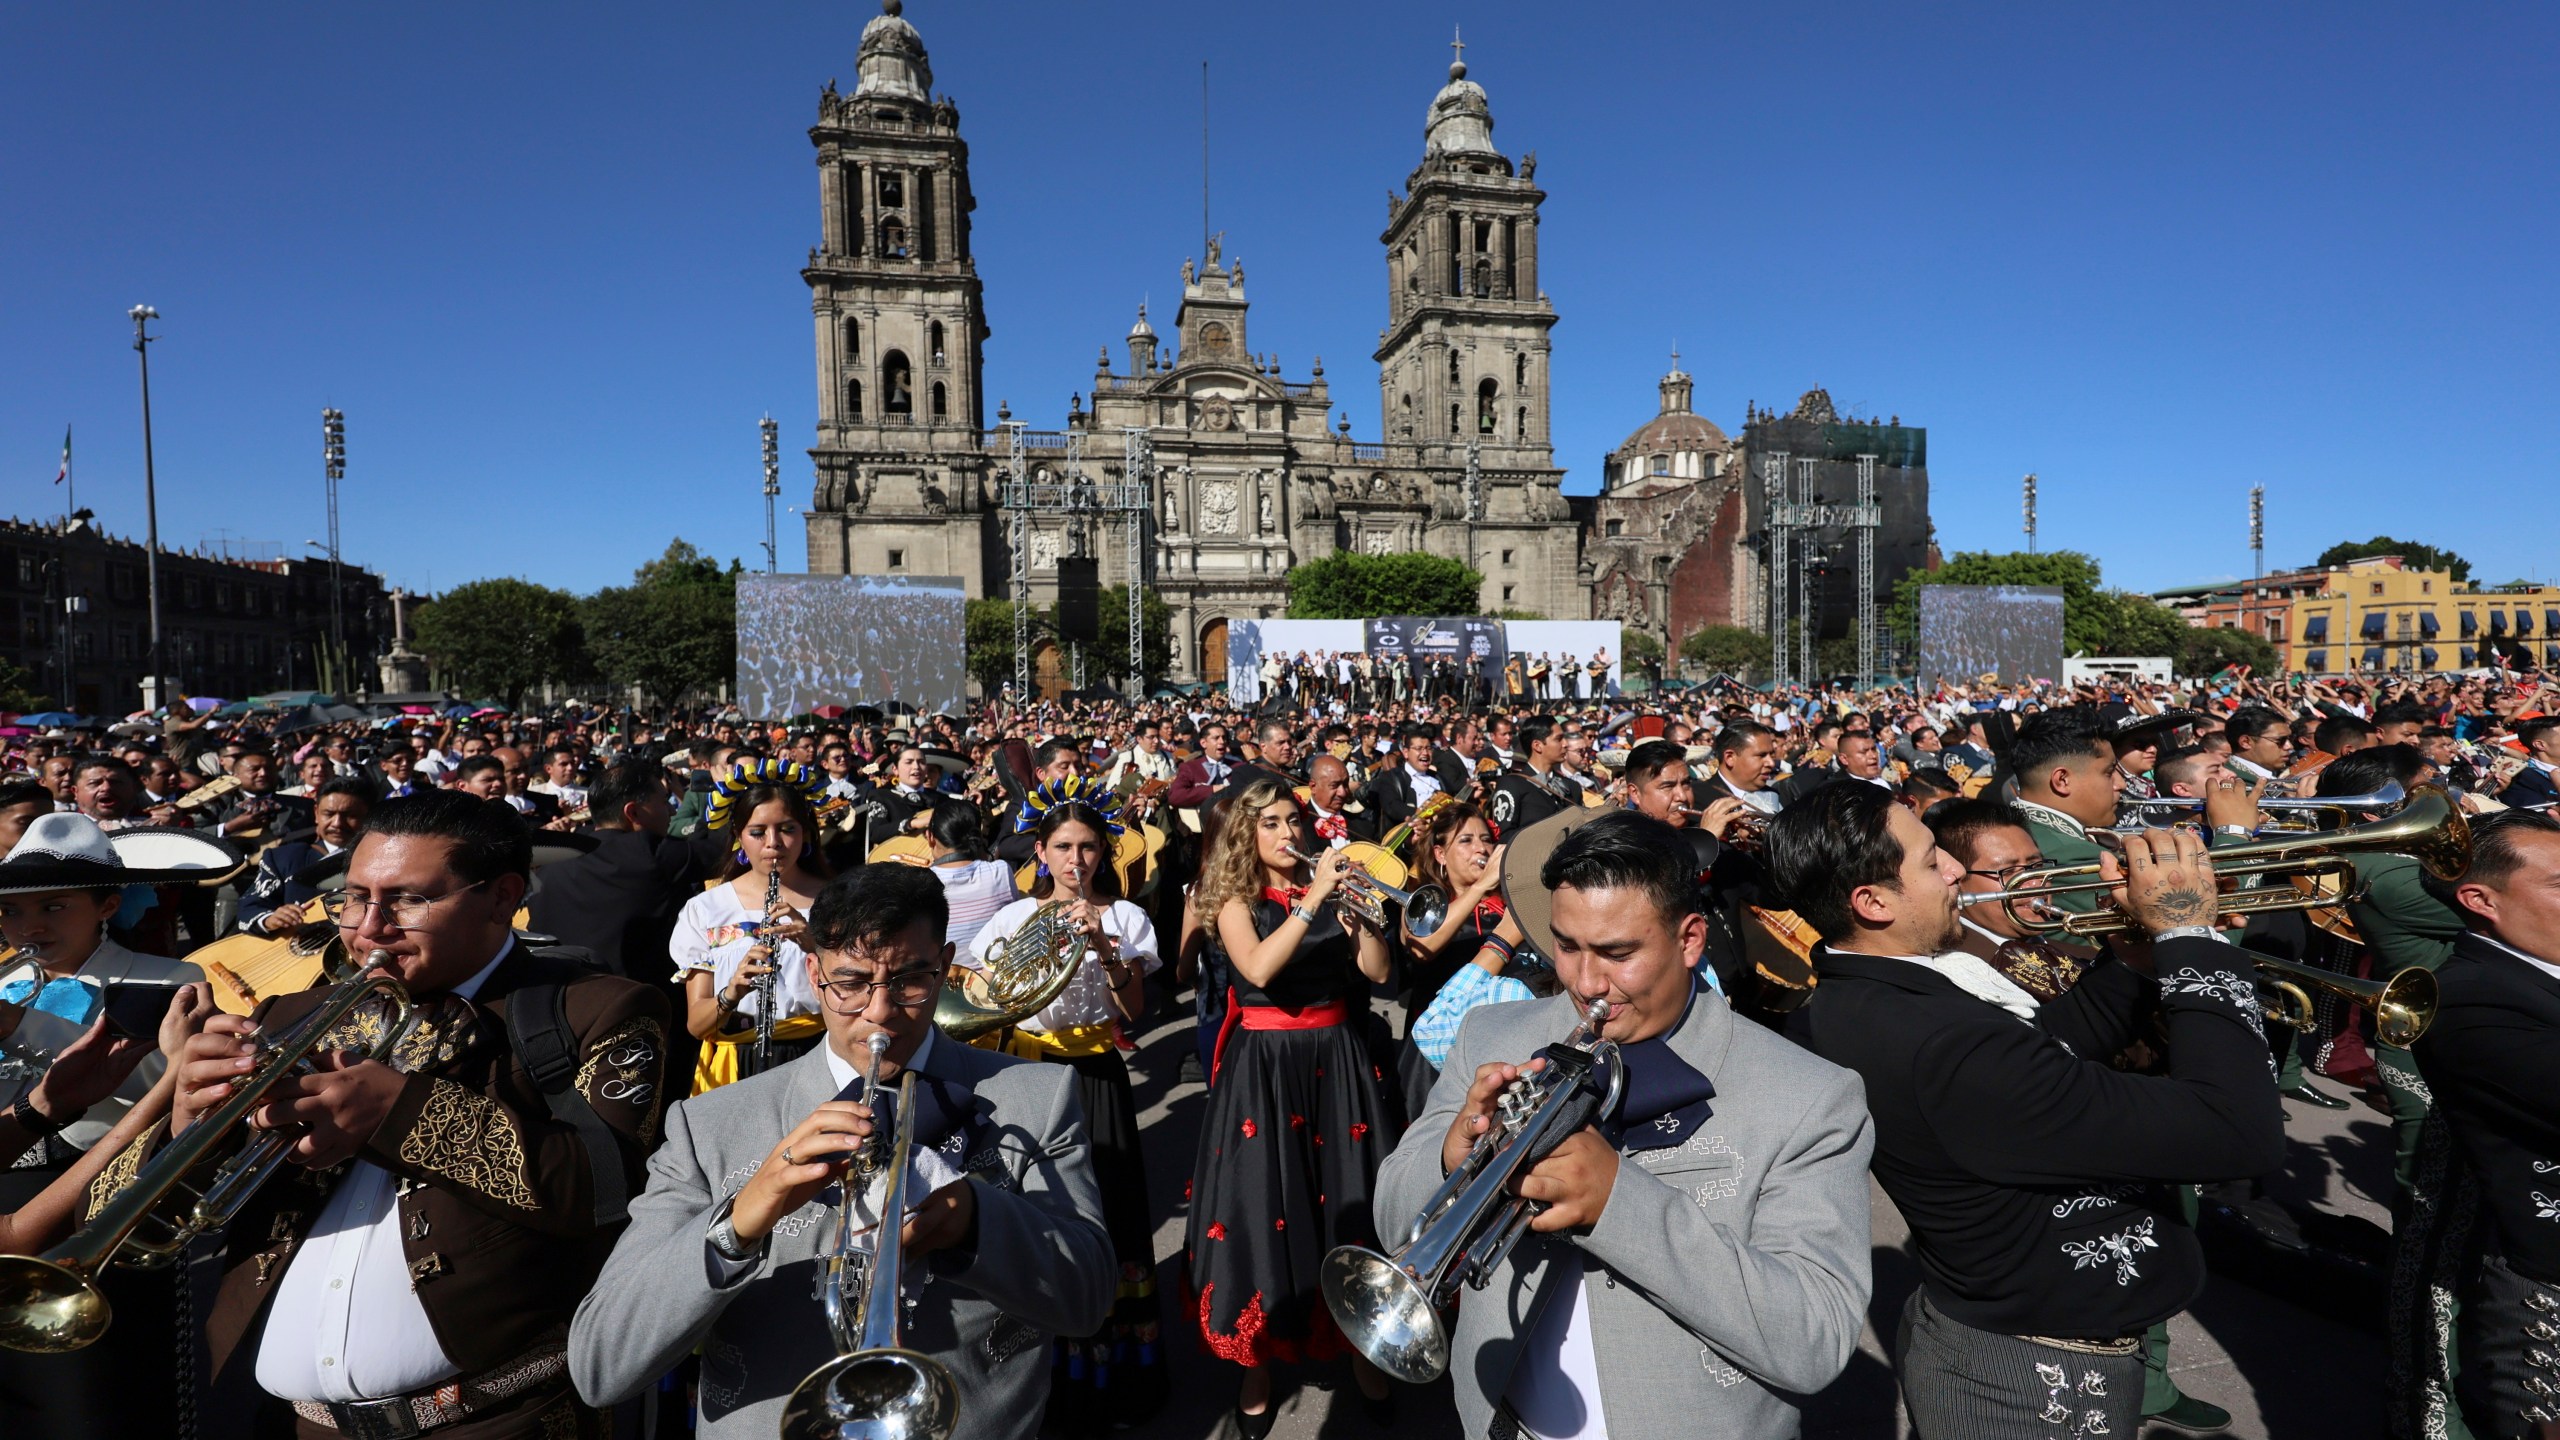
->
[[2100, 826, 2220, 935]]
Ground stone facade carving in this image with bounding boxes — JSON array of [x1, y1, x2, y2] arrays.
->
[[1199, 481, 1240, 535]]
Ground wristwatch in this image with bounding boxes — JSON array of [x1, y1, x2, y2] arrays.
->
[[706, 1193, 766, 1264], [2151, 925, 2226, 945], [8, 1090, 70, 1140], [1290, 903, 1321, 927]]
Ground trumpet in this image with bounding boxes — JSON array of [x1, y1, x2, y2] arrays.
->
[[2108, 782, 2410, 835], [1960, 784, 2469, 939], [0, 951, 55, 1107], [0, 951, 414, 1353], [1285, 845, 1449, 942], [1320, 996, 1624, 1383], [781, 1033, 960, 1440]]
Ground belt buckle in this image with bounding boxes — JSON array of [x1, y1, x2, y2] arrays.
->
[[328, 1396, 424, 1440]]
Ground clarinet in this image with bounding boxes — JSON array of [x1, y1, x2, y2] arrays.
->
[[751, 864, 782, 1075]]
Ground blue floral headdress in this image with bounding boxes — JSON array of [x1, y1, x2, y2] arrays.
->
[[1015, 774, 1126, 836]]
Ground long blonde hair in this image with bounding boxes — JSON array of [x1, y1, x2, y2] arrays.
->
[[1197, 776, 1301, 916]]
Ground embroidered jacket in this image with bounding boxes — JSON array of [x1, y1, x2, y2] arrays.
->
[[1786, 937, 2285, 1338], [2411, 933, 2560, 1285], [91, 947, 669, 1385]]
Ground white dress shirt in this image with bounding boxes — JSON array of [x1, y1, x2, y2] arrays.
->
[[2476, 933, 2560, 988], [1507, 1257, 1608, 1440], [1404, 766, 1443, 808], [256, 940, 515, 1404]]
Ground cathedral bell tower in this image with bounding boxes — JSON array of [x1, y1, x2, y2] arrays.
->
[[802, 0, 994, 583], [1375, 35, 1557, 471]]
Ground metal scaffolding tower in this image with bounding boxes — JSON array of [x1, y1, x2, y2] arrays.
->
[[1763, 451, 1792, 688], [1122, 427, 1154, 701], [1764, 451, 1884, 688], [1855, 453, 1878, 683], [997, 423, 1151, 701]]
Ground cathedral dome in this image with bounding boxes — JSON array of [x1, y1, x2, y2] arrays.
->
[[855, 0, 933, 104], [1607, 365, 1728, 491], [1128, 302, 1156, 340], [1424, 58, 1499, 159]]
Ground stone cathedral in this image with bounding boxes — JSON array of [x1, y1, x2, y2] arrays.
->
[[798, 2, 1585, 687]]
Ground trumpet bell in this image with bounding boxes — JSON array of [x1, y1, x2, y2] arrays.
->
[[0, 1255, 107, 1354], [2373, 965, 2440, 1050], [780, 1346, 960, 1440], [1403, 884, 1450, 942], [1320, 1246, 1450, 1385]]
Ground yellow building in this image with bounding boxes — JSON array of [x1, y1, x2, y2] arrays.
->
[[2288, 557, 2560, 675]]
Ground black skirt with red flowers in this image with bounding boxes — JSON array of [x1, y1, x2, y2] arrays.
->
[[1183, 897, 1402, 1367]]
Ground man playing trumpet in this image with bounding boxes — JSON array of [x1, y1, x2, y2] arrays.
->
[[570, 864, 1115, 1440], [1375, 811, 1876, 1440]]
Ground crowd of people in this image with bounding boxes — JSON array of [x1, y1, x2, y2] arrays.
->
[[0, 658, 2557, 1440], [734, 576, 969, 719]]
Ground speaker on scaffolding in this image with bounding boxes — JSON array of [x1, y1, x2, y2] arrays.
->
[[1057, 557, 1101, 645]]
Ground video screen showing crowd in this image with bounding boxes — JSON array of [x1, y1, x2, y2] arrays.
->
[[2, 660, 2558, 1440], [736, 574, 969, 719]]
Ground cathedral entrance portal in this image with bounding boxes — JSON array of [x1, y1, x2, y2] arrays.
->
[[1200, 619, 1228, 688]]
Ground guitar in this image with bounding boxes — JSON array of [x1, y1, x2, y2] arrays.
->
[[190, 895, 343, 1016]]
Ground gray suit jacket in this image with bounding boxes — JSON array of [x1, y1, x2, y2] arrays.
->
[[569, 1039, 1115, 1440], [1376, 988, 1874, 1440]]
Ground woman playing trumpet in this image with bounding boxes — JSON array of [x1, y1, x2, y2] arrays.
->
[[963, 794, 1164, 1435], [1392, 802, 1544, 1118], [1185, 777, 1397, 1435]]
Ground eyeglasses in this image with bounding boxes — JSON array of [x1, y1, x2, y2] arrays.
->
[[814, 965, 942, 1007], [320, 879, 491, 929], [1964, 863, 2040, 886]]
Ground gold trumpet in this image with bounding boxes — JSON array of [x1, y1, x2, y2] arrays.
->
[[1956, 786, 2468, 1047], [0, 951, 414, 1353], [1285, 844, 1449, 941], [1959, 785, 2469, 937]]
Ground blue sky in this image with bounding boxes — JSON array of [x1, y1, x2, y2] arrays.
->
[[5, 3, 2553, 598]]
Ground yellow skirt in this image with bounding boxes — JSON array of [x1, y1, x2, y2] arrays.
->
[[692, 1013, 828, 1094], [982, 1020, 1117, 1060]]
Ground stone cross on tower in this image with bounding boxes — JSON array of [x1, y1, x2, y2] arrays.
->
[[1450, 26, 1465, 67]]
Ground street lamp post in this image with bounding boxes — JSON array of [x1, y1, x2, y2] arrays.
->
[[130, 305, 163, 709], [323, 408, 346, 692], [759, 415, 781, 572]]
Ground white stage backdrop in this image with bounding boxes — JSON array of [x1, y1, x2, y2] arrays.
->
[[1224, 619, 1622, 702]]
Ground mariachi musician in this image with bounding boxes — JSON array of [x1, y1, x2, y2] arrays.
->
[[1770, 786, 2286, 1440], [2404, 810, 2560, 1440], [1487, 717, 1579, 839]]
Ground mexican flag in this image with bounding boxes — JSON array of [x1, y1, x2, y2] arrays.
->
[[53, 426, 68, 484]]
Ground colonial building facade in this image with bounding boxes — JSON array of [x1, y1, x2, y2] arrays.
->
[[798, 4, 1577, 684]]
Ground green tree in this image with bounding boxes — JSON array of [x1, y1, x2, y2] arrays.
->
[[1619, 629, 1664, 666], [2316, 536, 2470, 583], [965, 598, 1043, 695], [412, 578, 583, 711], [1681, 624, 1767, 680], [1285, 552, 1483, 619], [1086, 584, 1174, 694], [2089, 591, 2191, 658], [2177, 625, 2278, 677], [0, 656, 45, 712], [584, 542, 739, 709]]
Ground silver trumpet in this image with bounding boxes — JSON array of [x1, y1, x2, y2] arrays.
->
[[1319, 996, 1625, 1383], [1284, 844, 1450, 942], [780, 1033, 959, 1440], [2109, 781, 2407, 835]]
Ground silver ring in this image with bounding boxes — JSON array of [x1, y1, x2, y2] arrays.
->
[[782, 1146, 797, 1166]]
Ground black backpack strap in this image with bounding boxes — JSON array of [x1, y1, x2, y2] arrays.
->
[[506, 978, 633, 1228]]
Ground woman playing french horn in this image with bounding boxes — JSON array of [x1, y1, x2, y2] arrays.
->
[[962, 791, 1164, 1433]]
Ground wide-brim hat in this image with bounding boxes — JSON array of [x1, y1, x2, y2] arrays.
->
[[919, 748, 971, 778], [0, 814, 247, 896], [1496, 807, 1597, 965]]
